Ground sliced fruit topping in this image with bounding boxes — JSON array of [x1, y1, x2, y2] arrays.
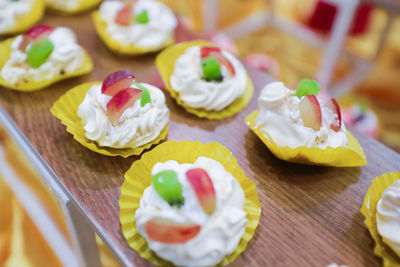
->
[[298, 95, 322, 131], [102, 71, 135, 96], [115, 5, 132, 26], [186, 168, 216, 215], [26, 38, 54, 68], [106, 88, 142, 125], [200, 46, 221, 58], [200, 46, 236, 77], [326, 98, 342, 132], [201, 57, 222, 81], [145, 217, 201, 244], [295, 79, 321, 98], [132, 81, 152, 107], [135, 10, 149, 24], [152, 170, 184, 206], [25, 25, 54, 39]]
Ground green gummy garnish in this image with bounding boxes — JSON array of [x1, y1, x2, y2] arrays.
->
[[201, 57, 222, 81], [135, 10, 149, 24], [132, 81, 152, 107], [295, 79, 321, 98], [152, 170, 184, 206], [26, 38, 54, 68]]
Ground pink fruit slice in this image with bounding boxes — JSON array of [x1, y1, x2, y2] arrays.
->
[[186, 168, 216, 215], [106, 88, 142, 124], [200, 46, 235, 76], [200, 46, 221, 58], [101, 71, 135, 96], [115, 5, 132, 26], [326, 98, 342, 132], [20, 25, 54, 51], [145, 217, 201, 244], [298, 95, 322, 131]]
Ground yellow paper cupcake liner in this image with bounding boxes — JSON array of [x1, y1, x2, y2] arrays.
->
[[1, 0, 45, 36], [245, 110, 367, 166], [92, 11, 175, 56], [156, 40, 254, 120], [361, 172, 400, 266], [47, 0, 102, 15], [50, 82, 169, 157], [0, 38, 93, 91], [119, 140, 261, 266]]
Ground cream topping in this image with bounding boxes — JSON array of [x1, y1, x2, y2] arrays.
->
[[77, 82, 169, 149], [1, 27, 84, 85], [135, 157, 247, 267], [376, 179, 400, 257], [0, 0, 33, 32], [253, 82, 348, 148], [170, 46, 247, 111], [99, 0, 177, 48]]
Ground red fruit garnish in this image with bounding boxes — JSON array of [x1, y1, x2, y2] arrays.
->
[[115, 6, 132, 26], [200, 46, 235, 76], [298, 95, 322, 131], [200, 46, 221, 58], [102, 71, 135, 96], [106, 88, 142, 124], [186, 168, 216, 215], [20, 25, 54, 51], [326, 98, 342, 132], [145, 217, 201, 244]]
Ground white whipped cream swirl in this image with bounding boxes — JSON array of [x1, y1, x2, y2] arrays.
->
[[0, 0, 33, 32], [99, 0, 177, 48], [78, 82, 169, 149], [1, 27, 84, 85], [376, 179, 400, 257], [170, 46, 247, 111], [253, 82, 348, 148], [135, 157, 247, 267]]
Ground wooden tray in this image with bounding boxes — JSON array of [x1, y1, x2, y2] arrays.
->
[[1, 11, 400, 267]]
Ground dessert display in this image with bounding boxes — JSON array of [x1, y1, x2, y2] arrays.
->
[[46, 0, 102, 14], [361, 172, 400, 266], [0, 0, 45, 36], [119, 140, 261, 266], [51, 70, 169, 157], [93, 0, 177, 55], [156, 40, 254, 119], [0, 25, 93, 91], [245, 79, 366, 166]]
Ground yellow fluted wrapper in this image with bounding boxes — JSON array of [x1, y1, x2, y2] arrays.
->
[[47, 0, 102, 14], [119, 140, 261, 266], [0, 38, 93, 91], [245, 110, 366, 166], [156, 40, 254, 120], [50, 82, 169, 157], [361, 172, 400, 266], [92, 11, 174, 55], [0, 0, 45, 36]]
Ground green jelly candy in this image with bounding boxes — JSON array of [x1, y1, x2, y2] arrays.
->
[[132, 81, 152, 107], [26, 38, 54, 68], [135, 10, 149, 24], [152, 170, 184, 206], [295, 79, 321, 98], [201, 57, 222, 81]]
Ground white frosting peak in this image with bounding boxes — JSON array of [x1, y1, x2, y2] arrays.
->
[[376, 179, 400, 257], [0, 0, 33, 32], [135, 157, 247, 267]]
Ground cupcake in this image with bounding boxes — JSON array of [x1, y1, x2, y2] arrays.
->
[[93, 0, 177, 55], [0, 0, 45, 36], [361, 172, 400, 266], [51, 70, 169, 157], [46, 0, 102, 14], [119, 141, 261, 266], [0, 25, 93, 91], [246, 79, 366, 166], [156, 40, 254, 119]]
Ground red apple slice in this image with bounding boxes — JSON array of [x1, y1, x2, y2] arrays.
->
[[115, 5, 132, 26], [326, 98, 342, 132], [20, 25, 54, 51], [200, 46, 221, 58], [106, 88, 142, 124], [145, 217, 201, 244], [200, 46, 235, 76], [102, 71, 135, 96], [298, 95, 322, 131], [186, 168, 216, 215]]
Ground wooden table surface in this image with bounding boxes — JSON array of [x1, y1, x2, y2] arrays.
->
[[1, 11, 400, 267]]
